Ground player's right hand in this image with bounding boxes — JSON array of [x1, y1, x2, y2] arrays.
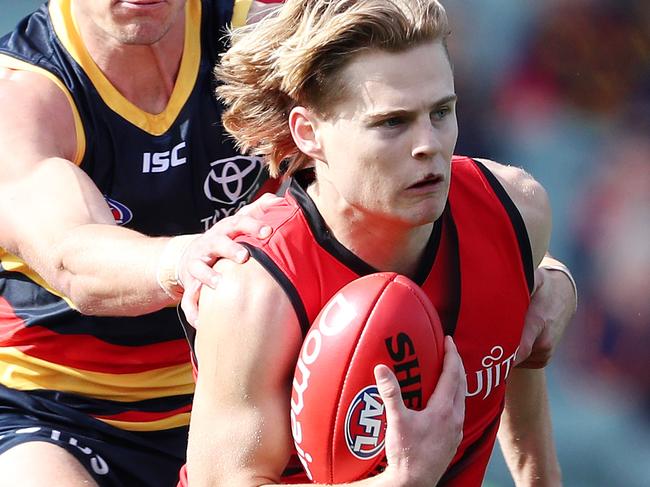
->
[[376, 336, 465, 486], [515, 265, 576, 368], [179, 193, 283, 326]]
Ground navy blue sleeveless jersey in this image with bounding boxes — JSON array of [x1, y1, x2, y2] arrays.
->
[[0, 0, 269, 432]]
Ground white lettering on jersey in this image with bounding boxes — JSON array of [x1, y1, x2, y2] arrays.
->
[[142, 141, 187, 173], [466, 345, 517, 399]]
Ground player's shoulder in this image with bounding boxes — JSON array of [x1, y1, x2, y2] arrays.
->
[[0, 65, 77, 162], [203, 254, 296, 331], [475, 158, 547, 208], [0, 65, 65, 105], [235, 193, 302, 247], [476, 158, 536, 191], [197, 254, 302, 367], [476, 158, 551, 265]]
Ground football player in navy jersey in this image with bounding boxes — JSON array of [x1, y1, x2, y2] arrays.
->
[[0, 1, 284, 486], [187, 0, 570, 486]]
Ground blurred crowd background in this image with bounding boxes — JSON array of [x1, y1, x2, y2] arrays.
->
[[1, 1, 648, 485]]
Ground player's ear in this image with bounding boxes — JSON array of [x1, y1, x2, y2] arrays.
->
[[289, 106, 325, 161]]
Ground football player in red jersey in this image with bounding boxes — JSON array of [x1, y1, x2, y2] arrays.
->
[[186, 0, 567, 486]]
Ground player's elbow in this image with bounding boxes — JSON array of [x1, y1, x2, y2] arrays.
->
[[62, 276, 142, 317], [65, 285, 112, 316]]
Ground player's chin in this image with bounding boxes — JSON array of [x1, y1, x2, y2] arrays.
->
[[398, 196, 446, 224], [397, 206, 444, 227]]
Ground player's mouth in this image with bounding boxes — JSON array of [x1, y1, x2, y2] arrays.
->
[[406, 174, 444, 192], [115, 1, 166, 10]]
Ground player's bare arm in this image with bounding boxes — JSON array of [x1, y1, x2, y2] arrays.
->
[[187, 257, 303, 485], [515, 252, 577, 368], [476, 158, 577, 367], [188, 259, 466, 486], [478, 159, 563, 485], [498, 368, 563, 487], [0, 67, 276, 316]]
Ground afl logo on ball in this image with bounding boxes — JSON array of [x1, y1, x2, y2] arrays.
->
[[105, 196, 133, 226], [344, 386, 386, 460], [203, 156, 264, 204]]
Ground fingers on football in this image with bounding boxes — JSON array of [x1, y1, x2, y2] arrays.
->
[[374, 364, 406, 417]]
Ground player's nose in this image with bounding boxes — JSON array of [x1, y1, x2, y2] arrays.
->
[[411, 119, 442, 160]]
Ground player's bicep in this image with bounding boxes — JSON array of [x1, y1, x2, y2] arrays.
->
[[0, 67, 78, 168], [0, 70, 114, 257], [188, 257, 303, 485]]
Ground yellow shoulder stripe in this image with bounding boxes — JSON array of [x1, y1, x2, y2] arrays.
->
[[0, 54, 86, 166], [100, 413, 191, 431], [232, 0, 254, 27], [0, 250, 76, 309]]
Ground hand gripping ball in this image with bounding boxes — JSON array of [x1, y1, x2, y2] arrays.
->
[[289, 272, 445, 483]]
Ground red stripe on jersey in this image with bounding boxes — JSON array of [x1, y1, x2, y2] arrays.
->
[[0, 300, 188, 373], [0, 296, 25, 338], [94, 403, 191, 423]]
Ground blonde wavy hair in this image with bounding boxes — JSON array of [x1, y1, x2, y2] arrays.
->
[[216, 0, 450, 177]]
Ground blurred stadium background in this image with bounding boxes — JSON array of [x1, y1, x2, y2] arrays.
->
[[2, 1, 648, 485]]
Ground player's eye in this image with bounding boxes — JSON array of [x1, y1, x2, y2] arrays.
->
[[431, 106, 451, 121], [381, 117, 405, 128]]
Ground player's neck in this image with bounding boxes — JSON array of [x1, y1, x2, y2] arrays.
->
[[75, 15, 185, 114], [309, 187, 434, 278]]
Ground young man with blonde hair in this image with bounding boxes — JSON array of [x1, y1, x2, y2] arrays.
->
[[186, 0, 564, 485]]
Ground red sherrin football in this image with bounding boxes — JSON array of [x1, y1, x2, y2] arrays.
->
[[290, 272, 445, 483]]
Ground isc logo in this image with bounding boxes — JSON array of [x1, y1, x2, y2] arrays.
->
[[142, 141, 187, 173], [344, 386, 386, 460]]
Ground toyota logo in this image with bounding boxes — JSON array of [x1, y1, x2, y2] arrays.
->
[[203, 156, 264, 204]]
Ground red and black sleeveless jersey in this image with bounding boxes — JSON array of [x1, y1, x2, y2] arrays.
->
[[0, 0, 276, 432], [235, 156, 534, 485]]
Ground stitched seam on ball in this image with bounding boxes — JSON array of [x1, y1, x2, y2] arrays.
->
[[396, 279, 445, 362], [330, 273, 396, 479]]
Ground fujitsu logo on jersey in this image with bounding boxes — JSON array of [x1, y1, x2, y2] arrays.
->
[[290, 293, 357, 480], [465, 345, 518, 400]]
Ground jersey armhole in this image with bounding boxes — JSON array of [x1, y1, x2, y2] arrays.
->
[[0, 54, 86, 166], [472, 159, 535, 294], [242, 243, 311, 337]]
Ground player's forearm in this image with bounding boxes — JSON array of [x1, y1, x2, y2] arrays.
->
[[498, 368, 562, 487], [40, 223, 177, 315], [538, 253, 577, 313]]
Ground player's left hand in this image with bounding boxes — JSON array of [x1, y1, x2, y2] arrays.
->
[[515, 265, 577, 368], [179, 193, 283, 326]]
